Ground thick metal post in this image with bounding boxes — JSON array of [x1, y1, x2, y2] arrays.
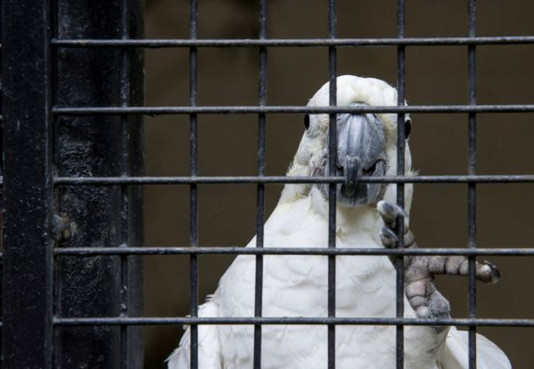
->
[[54, 1, 144, 368], [2, 1, 55, 369]]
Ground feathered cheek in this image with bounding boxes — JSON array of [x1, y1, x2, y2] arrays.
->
[[294, 138, 313, 166], [308, 153, 327, 176]]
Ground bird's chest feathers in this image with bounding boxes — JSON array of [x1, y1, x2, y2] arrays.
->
[[258, 192, 395, 315]]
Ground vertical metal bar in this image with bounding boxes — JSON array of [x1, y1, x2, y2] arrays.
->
[[395, 1, 406, 368], [189, 1, 199, 369], [1, 0, 54, 368], [128, 3, 145, 366], [0, 0, 3, 355], [467, 1, 477, 368], [327, 1, 337, 369], [254, 1, 267, 369]]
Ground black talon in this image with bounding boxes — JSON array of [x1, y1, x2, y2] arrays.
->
[[483, 261, 501, 283], [380, 227, 399, 248], [492, 267, 501, 283]]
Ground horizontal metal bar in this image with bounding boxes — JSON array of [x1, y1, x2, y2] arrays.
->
[[51, 36, 534, 48], [52, 104, 534, 115], [53, 316, 534, 327], [54, 247, 534, 257], [53, 175, 534, 185]]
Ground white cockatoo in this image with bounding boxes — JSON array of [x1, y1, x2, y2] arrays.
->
[[167, 75, 511, 369]]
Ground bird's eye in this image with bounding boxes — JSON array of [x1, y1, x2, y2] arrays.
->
[[404, 118, 412, 139], [304, 114, 310, 130]]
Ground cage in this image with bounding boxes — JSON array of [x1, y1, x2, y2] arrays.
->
[[1, 1, 534, 368]]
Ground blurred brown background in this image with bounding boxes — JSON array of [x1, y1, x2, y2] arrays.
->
[[142, 1, 534, 367]]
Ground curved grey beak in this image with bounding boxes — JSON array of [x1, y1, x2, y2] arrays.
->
[[333, 111, 386, 205]]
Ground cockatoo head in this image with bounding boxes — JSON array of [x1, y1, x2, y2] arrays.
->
[[284, 75, 414, 212]]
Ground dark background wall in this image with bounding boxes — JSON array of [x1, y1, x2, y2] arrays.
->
[[142, 1, 534, 367]]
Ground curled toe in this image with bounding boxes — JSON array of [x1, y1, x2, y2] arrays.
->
[[416, 306, 431, 319], [377, 201, 407, 222], [481, 261, 501, 284], [379, 227, 398, 248]]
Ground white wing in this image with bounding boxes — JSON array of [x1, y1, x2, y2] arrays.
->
[[167, 299, 222, 369], [438, 327, 511, 369]]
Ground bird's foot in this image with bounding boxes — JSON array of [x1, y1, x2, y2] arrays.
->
[[376, 200, 502, 330], [377, 201, 413, 249]]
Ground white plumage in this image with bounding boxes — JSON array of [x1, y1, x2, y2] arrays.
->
[[167, 75, 511, 369]]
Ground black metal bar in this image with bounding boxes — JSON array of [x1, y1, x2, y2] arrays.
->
[[189, 2, 199, 369], [0, 0, 4, 357], [53, 316, 534, 327], [126, 4, 145, 364], [55, 247, 534, 257], [51, 104, 534, 115], [53, 174, 534, 185], [2, 0, 54, 367], [395, 1, 406, 367], [53, 1, 144, 368], [51, 36, 534, 48], [327, 2, 337, 369], [467, 1, 477, 368], [254, 1, 267, 369]]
